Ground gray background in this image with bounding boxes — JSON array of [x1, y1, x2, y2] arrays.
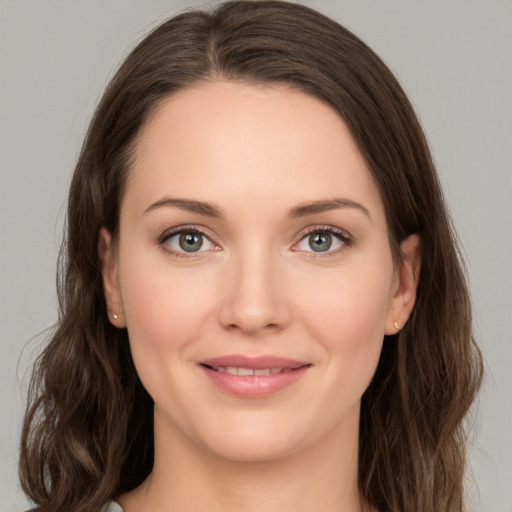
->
[[1, 0, 510, 510]]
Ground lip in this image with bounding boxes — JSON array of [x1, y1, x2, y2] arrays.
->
[[198, 354, 312, 399], [200, 354, 309, 370]]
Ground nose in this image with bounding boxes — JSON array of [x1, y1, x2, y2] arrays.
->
[[217, 244, 292, 336]]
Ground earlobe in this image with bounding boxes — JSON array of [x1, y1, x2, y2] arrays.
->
[[385, 234, 422, 335], [98, 227, 126, 327]]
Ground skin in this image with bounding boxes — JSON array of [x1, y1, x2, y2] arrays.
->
[[99, 80, 421, 512]]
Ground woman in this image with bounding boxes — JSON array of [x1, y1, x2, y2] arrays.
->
[[19, 1, 483, 511]]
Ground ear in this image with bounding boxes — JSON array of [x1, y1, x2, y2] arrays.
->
[[385, 234, 422, 335], [98, 227, 126, 328]]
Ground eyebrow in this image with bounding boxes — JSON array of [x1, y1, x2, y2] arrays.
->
[[144, 197, 224, 218], [143, 196, 371, 221], [288, 198, 371, 220]]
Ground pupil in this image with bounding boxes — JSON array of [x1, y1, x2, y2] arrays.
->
[[310, 232, 331, 252], [179, 232, 203, 252]]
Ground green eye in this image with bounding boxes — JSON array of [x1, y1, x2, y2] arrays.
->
[[161, 228, 215, 256], [295, 227, 350, 255], [308, 232, 333, 252], [178, 232, 204, 252]]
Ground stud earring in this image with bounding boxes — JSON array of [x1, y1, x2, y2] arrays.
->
[[394, 321, 400, 330], [112, 313, 118, 320]]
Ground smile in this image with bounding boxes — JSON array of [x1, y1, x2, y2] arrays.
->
[[198, 355, 312, 399], [204, 366, 294, 375]]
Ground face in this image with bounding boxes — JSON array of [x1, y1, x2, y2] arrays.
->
[[100, 80, 420, 463]]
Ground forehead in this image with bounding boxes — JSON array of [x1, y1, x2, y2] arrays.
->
[[125, 80, 384, 223]]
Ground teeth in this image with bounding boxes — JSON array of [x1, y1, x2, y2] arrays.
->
[[212, 366, 286, 375], [237, 367, 254, 376]]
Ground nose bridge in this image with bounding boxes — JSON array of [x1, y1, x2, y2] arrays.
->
[[218, 238, 290, 335]]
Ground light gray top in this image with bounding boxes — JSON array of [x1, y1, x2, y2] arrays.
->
[[104, 502, 124, 512]]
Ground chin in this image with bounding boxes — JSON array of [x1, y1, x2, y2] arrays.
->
[[204, 434, 299, 463], [191, 412, 309, 463]]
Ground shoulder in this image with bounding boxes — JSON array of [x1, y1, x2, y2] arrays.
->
[[103, 502, 124, 512]]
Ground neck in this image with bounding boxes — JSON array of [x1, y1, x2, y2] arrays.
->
[[119, 407, 370, 512]]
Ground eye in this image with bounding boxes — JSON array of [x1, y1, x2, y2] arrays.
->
[[159, 227, 217, 257], [294, 227, 351, 255]]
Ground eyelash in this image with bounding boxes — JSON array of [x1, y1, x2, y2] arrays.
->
[[157, 224, 352, 260], [297, 226, 352, 259], [157, 225, 218, 260]]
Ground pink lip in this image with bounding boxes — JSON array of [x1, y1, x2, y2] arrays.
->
[[200, 354, 308, 370], [198, 354, 312, 399]]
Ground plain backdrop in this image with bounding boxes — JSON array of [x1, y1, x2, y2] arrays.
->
[[1, 1, 511, 510]]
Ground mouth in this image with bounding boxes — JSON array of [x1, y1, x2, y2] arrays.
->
[[198, 355, 312, 398], [200, 364, 300, 375]]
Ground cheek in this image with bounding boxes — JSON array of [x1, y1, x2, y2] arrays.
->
[[117, 244, 218, 382], [304, 264, 392, 343], [121, 266, 213, 347], [308, 279, 391, 436], [117, 252, 221, 421], [298, 257, 394, 395]]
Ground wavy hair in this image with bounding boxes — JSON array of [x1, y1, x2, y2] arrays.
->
[[19, 1, 483, 511]]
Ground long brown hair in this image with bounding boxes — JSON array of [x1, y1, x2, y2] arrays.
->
[[19, 2, 483, 511]]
